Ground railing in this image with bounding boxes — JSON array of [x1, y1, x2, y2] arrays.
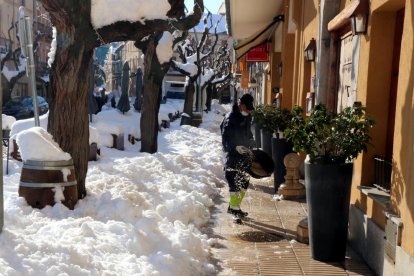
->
[[373, 155, 392, 193]]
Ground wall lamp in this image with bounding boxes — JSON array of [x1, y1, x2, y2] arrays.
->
[[304, 38, 316, 62], [351, 13, 368, 35], [350, 0, 369, 35], [277, 62, 283, 76]]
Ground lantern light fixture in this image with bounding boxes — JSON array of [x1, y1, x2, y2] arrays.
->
[[278, 62, 283, 76], [351, 13, 368, 35], [304, 38, 316, 62]]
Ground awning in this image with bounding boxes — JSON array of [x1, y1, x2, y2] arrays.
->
[[234, 15, 284, 60], [328, 0, 369, 31]]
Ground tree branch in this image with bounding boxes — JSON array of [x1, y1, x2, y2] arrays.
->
[[96, 0, 203, 48]]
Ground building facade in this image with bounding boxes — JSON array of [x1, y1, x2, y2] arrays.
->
[[226, 0, 414, 274], [102, 41, 143, 97], [0, 0, 52, 101]]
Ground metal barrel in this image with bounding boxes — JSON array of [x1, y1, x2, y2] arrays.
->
[[19, 159, 78, 209]]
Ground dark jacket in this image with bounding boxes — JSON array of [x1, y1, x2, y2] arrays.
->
[[221, 104, 254, 168]]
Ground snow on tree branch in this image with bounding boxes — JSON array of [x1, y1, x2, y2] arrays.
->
[[156, 32, 173, 64], [172, 12, 214, 80], [93, 0, 204, 47], [91, 0, 172, 28]]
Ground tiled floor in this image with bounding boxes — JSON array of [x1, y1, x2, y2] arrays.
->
[[206, 176, 375, 276]]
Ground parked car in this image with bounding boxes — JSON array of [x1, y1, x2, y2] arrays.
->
[[2, 96, 49, 119]]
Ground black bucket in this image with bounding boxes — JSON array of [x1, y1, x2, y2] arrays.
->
[[248, 149, 274, 179]]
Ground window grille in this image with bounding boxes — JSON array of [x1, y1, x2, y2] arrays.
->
[[373, 155, 392, 193]]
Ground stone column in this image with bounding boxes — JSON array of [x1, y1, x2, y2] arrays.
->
[[277, 153, 305, 199], [316, 0, 341, 104]]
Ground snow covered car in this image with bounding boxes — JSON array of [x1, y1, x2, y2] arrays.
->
[[2, 96, 49, 119]]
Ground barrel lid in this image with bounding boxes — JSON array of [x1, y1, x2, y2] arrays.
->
[[24, 159, 74, 167]]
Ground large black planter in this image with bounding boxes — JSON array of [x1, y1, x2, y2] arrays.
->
[[272, 137, 293, 192], [260, 129, 273, 157], [305, 162, 353, 262], [254, 121, 261, 148]]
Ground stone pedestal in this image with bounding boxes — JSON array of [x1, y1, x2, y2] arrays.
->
[[161, 120, 170, 128], [89, 142, 98, 161], [297, 218, 309, 244], [192, 112, 202, 127], [277, 153, 305, 199], [111, 133, 124, 150]]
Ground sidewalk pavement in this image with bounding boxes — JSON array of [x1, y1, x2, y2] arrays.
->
[[206, 176, 375, 276]]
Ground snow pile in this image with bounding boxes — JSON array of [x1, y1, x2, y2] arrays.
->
[[15, 127, 71, 161], [1, 99, 229, 274], [156, 32, 173, 64], [2, 115, 16, 130], [89, 126, 100, 146], [8, 112, 49, 155], [9, 112, 48, 137], [91, 99, 183, 146], [91, 0, 171, 28]]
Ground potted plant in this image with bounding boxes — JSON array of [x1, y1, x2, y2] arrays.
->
[[268, 107, 294, 192], [251, 104, 274, 156], [285, 103, 375, 262]]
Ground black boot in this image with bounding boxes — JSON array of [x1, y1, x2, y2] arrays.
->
[[232, 215, 242, 224], [227, 205, 248, 218]]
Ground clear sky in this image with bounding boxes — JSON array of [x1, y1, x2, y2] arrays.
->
[[185, 0, 224, 14]]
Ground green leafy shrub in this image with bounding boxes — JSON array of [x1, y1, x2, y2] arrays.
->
[[252, 105, 293, 136], [251, 104, 274, 132], [285, 103, 375, 164]]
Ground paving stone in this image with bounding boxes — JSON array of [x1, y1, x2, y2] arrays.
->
[[208, 176, 374, 275]]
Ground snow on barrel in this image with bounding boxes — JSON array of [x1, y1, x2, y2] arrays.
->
[[16, 127, 78, 209]]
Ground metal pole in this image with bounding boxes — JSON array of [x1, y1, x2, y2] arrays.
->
[[24, 16, 40, 126], [197, 75, 202, 112], [192, 27, 201, 113], [0, 17, 3, 232]]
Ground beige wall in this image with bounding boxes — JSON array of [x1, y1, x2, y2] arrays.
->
[[275, 0, 414, 263], [281, 0, 318, 110], [351, 5, 397, 210], [389, 0, 414, 256], [296, 0, 318, 108], [348, 0, 414, 257], [280, 0, 294, 109]]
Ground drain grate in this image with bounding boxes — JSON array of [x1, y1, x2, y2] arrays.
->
[[236, 231, 283, 242]]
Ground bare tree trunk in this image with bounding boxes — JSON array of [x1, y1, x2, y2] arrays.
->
[[140, 36, 165, 153], [45, 6, 95, 198], [38, 0, 203, 196], [183, 82, 195, 116], [1, 75, 12, 105]]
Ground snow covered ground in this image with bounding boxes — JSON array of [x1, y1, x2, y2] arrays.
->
[[1, 99, 231, 275]]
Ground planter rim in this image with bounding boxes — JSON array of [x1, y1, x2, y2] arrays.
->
[[304, 160, 353, 166]]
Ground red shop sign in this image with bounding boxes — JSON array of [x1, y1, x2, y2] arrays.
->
[[246, 42, 269, 62]]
